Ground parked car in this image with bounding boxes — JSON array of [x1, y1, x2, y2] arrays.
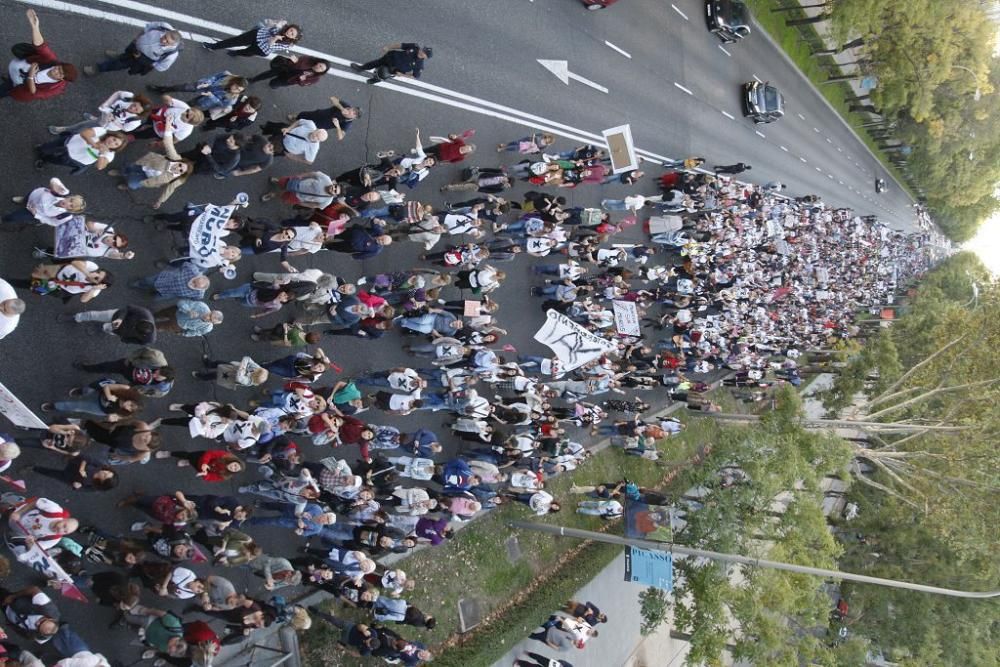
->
[[875, 178, 886, 193], [742, 81, 784, 124], [581, 0, 621, 9], [706, 0, 751, 43]]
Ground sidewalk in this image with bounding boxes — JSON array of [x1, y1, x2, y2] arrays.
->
[[490, 551, 650, 667]]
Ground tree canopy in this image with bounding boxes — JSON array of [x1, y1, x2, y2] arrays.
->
[[828, 0, 1000, 241]]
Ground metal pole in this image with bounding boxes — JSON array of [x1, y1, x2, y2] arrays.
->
[[511, 522, 1000, 599]]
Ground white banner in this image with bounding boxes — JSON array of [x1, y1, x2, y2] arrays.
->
[[533, 309, 617, 371], [188, 204, 237, 269], [0, 381, 47, 429], [612, 300, 641, 337]]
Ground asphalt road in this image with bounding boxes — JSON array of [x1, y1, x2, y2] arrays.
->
[[0, 0, 915, 664]]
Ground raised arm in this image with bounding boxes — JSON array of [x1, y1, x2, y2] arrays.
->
[[26, 9, 43, 47]]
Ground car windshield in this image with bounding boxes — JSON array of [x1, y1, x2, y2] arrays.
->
[[727, 0, 748, 24], [764, 86, 780, 110]]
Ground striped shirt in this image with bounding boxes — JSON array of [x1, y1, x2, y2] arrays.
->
[[256, 21, 293, 56]]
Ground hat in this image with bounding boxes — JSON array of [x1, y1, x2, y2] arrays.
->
[[422, 46, 433, 58]]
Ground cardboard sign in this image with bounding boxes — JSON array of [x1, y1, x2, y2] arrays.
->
[[612, 300, 641, 337], [0, 381, 47, 429], [464, 300, 481, 317], [602, 124, 638, 174]]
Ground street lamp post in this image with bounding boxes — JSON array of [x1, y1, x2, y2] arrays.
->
[[511, 522, 1000, 599], [951, 64, 982, 101]]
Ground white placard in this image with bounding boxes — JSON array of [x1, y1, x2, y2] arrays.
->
[[0, 381, 47, 429], [613, 300, 641, 337], [188, 204, 237, 269], [533, 310, 618, 371]]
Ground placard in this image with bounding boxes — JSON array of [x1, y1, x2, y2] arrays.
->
[[612, 300, 641, 337], [0, 381, 47, 429], [624, 547, 673, 591], [602, 124, 638, 174]]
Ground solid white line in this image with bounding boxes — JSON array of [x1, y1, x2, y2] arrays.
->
[[718, 45, 731, 57], [753, 74, 763, 83], [755, 130, 766, 138], [721, 110, 735, 120], [780, 145, 788, 152], [671, 3, 689, 20], [673, 82, 694, 96], [604, 41, 632, 59]]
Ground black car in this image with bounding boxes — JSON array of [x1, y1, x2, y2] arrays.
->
[[875, 178, 886, 193], [742, 81, 784, 124], [706, 0, 751, 44]]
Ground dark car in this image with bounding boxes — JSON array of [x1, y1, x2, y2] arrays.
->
[[875, 178, 886, 193], [706, 0, 751, 43], [581, 0, 621, 9], [742, 81, 784, 124]]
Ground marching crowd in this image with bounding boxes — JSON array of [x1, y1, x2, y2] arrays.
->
[[0, 9, 933, 667]]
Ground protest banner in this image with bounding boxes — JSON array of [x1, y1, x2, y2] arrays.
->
[[612, 300, 641, 337], [533, 309, 617, 371]]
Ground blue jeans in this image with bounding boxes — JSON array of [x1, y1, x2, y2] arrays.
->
[[359, 206, 390, 219], [54, 389, 105, 416], [532, 264, 561, 276], [355, 374, 393, 388], [263, 356, 299, 378], [518, 355, 547, 369], [412, 391, 452, 411], [215, 283, 253, 303], [124, 164, 148, 190], [601, 199, 629, 211]]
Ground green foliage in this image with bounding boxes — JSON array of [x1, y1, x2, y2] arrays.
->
[[828, 0, 1000, 240], [666, 388, 855, 665], [638, 586, 671, 636]]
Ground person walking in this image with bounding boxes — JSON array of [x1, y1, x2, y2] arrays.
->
[[148, 71, 248, 113], [292, 97, 359, 141], [350, 43, 433, 84], [153, 299, 223, 337], [3, 177, 85, 227], [85, 22, 182, 76], [713, 162, 751, 175], [130, 260, 209, 300], [203, 19, 301, 58]]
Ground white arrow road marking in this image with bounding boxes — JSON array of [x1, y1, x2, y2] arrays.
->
[[537, 59, 609, 94], [604, 41, 632, 58], [673, 82, 694, 95]]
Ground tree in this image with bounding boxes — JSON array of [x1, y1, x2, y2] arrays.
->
[[638, 586, 670, 636], [665, 388, 859, 665]]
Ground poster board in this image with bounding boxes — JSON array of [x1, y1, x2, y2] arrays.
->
[[602, 124, 638, 174], [0, 381, 47, 429], [612, 300, 641, 337]]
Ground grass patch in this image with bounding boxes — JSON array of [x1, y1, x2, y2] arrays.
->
[[300, 412, 720, 666], [744, 0, 919, 201]]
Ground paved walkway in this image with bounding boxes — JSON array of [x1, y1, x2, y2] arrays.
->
[[491, 551, 651, 667]]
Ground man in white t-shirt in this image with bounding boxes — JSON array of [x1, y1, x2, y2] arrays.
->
[[0, 278, 25, 339], [277, 119, 328, 165]]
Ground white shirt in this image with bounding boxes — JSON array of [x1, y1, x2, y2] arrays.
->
[[27, 179, 74, 226], [283, 120, 321, 163], [388, 369, 421, 392], [66, 129, 115, 166], [0, 279, 20, 340]]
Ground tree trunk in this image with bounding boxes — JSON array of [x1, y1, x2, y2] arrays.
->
[[786, 14, 830, 26]]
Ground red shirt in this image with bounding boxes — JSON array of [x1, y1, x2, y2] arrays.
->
[[197, 450, 233, 482], [436, 139, 468, 163], [10, 43, 70, 102]]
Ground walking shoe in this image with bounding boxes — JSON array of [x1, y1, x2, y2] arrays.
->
[[349, 63, 366, 71], [40, 402, 54, 413], [129, 521, 148, 533], [47, 126, 63, 136], [104, 49, 119, 57], [154, 450, 171, 459], [83, 65, 97, 76], [67, 387, 83, 397]]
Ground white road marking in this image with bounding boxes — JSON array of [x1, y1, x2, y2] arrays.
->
[[838, 180, 844, 185], [755, 130, 766, 138], [800, 157, 808, 163], [813, 127, 821, 133], [537, 59, 610, 94], [604, 41, 632, 59], [826, 137, 832, 143], [797, 113, 806, 120], [827, 174, 834, 179], [780, 145, 788, 152], [671, 3, 688, 20], [753, 74, 763, 83], [721, 110, 735, 120], [837, 147, 842, 152], [815, 167, 822, 172], [673, 82, 694, 95], [718, 45, 731, 57]]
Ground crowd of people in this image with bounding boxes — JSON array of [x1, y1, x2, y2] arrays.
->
[[0, 9, 935, 667]]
